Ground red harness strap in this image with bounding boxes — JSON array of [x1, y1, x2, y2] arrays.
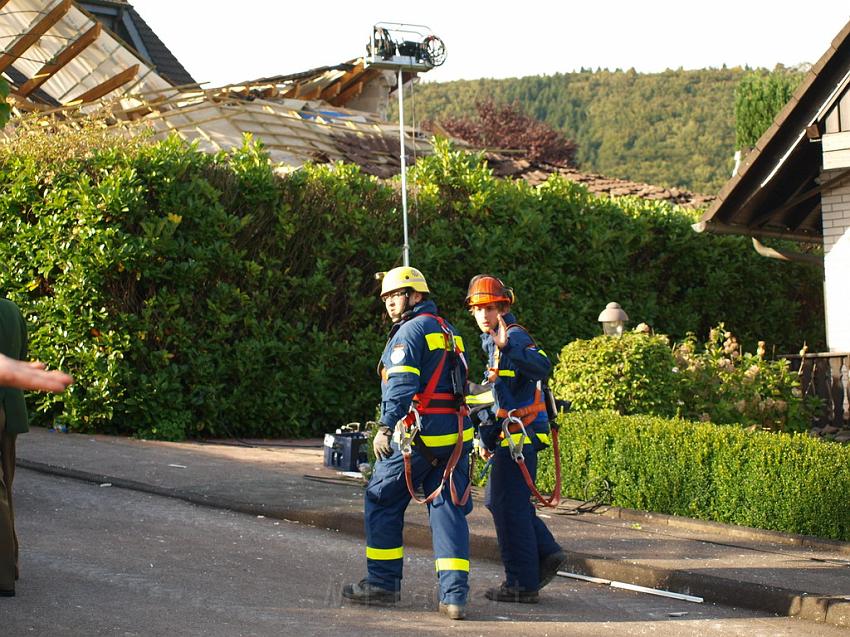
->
[[399, 313, 472, 507]]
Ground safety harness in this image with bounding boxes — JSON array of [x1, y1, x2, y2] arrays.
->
[[484, 323, 563, 508], [501, 407, 562, 508], [396, 313, 472, 507]]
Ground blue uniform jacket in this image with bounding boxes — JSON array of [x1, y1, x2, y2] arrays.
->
[[379, 299, 473, 453], [479, 312, 551, 446]]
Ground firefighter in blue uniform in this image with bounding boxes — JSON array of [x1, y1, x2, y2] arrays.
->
[[465, 275, 566, 603], [342, 266, 473, 620]]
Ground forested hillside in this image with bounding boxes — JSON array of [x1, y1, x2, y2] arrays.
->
[[403, 67, 790, 195]]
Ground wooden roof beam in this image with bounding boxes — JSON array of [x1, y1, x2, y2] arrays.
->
[[319, 82, 342, 100], [299, 85, 323, 100], [320, 62, 365, 100], [329, 80, 364, 106], [0, 0, 73, 73], [64, 64, 139, 105], [280, 84, 301, 99], [16, 22, 101, 98]]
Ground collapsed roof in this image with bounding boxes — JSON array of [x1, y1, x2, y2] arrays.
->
[[0, 0, 711, 208]]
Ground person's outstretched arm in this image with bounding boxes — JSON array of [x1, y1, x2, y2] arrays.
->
[[0, 354, 73, 393]]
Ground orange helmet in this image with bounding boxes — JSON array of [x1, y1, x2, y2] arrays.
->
[[465, 274, 514, 307]]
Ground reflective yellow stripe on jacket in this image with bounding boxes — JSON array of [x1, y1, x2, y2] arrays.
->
[[465, 390, 494, 406], [425, 333, 465, 352], [386, 365, 420, 376], [419, 426, 474, 448], [500, 432, 551, 447]]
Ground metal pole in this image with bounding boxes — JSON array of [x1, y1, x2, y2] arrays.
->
[[398, 68, 409, 266]]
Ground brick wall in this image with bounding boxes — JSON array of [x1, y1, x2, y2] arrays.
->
[[821, 177, 850, 351]]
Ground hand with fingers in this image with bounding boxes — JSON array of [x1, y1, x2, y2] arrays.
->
[[372, 424, 393, 460], [491, 314, 509, 350], [0, 355, 73, 393]]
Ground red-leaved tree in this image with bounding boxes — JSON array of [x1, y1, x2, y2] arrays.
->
[[437, 99, 578, 167]]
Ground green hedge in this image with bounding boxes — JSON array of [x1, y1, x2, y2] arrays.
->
[[0, 127, 825, 439], [537, 411, 850, 540]]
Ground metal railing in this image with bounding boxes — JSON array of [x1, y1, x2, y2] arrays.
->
[[782, 352, 850, 429]]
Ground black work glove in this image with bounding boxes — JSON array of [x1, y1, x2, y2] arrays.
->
[[372, 424, 393, 460]]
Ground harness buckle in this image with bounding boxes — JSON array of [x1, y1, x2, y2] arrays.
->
[[502, 410, 527, 462], [397, 408, 421, 455]]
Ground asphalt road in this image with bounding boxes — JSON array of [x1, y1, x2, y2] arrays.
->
[[2, 469, 844, 636]]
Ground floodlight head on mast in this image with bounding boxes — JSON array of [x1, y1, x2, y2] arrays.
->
[[365, 22, 446, 72]]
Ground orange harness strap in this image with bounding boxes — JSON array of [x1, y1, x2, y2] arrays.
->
[[484, 321, 561, 507], [515, 425, 562, 508], [496, 387, 546, 426]]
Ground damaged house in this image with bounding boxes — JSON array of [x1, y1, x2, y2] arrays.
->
[[0, 0, 712, 207]]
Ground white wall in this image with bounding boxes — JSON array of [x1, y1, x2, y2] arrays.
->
[[821, 178, 850, 352]]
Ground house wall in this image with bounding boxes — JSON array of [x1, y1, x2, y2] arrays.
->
[[346, 71, 395, 120], [821, 174, 850, 351]]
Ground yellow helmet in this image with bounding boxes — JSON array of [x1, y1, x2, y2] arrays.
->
[[379, 266, 430, 296]]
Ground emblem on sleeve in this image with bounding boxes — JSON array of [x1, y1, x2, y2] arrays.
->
[[390, 344, 406, 364]]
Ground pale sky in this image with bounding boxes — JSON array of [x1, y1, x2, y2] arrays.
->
[[133, 1, 850, 87]]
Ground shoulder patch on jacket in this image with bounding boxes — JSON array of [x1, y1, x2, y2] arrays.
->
[[390, 344, 406, 364]]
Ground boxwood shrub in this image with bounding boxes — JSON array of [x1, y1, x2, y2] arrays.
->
[[537, 411, 850, 540], [550, 332, 679, 416]]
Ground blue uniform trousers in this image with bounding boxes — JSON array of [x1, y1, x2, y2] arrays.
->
[[364, 444, 472, 605], [484, 444, 562, 591]]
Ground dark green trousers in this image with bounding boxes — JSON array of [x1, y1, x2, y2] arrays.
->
[[0, 405, 18, 591]]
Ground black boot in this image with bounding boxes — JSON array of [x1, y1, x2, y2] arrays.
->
[[342, 579, 400, 606], [538, 550, 567, 590], [484, 582, 539, 604]]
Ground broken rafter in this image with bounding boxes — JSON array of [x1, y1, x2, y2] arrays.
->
[[16, 21, 101, 98], [330, 68, 379, 106], [0, 0, 73, 73], [319, 61, 364, 101], [331, 80, 364, 106], [8, 93, 46, 112], [65, 64, 139, 105], [57, 38, 121, 102], [298, 85, 323, 101]]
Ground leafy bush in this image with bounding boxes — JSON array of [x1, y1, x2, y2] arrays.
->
[[551, 325, 812, 432], [550, 332, 679, 416], [537, 411, 850, 540], [672, 325, 813, 431], [0, 122, 825, 439]]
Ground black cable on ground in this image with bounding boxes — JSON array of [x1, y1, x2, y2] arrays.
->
[[194, 420, 322, 449], [550, 477, 614, 516]]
